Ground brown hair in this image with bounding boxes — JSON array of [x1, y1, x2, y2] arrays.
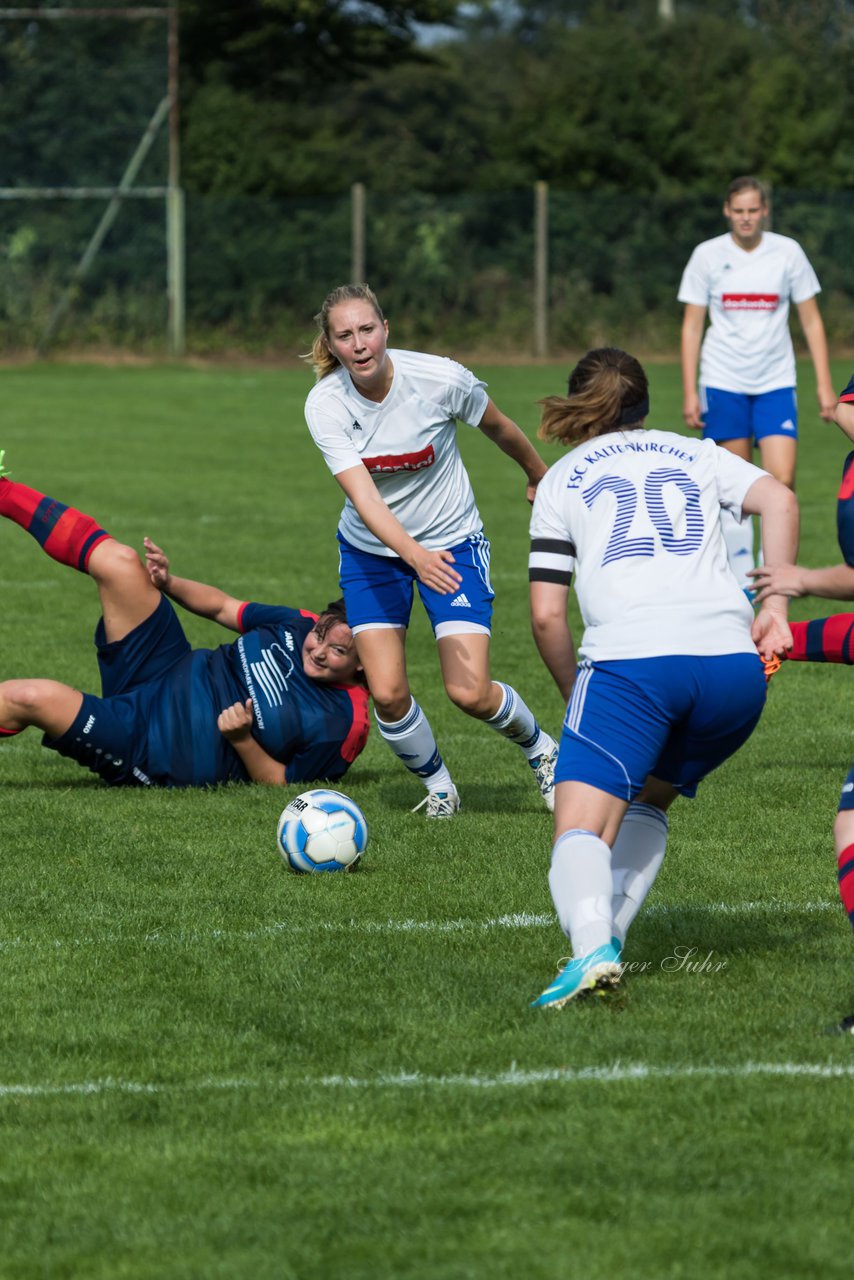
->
[[302, 284, 385, 381], [538, 348, 649, 448], [314, 598, 367, 686], [725, 175, 769, 205]]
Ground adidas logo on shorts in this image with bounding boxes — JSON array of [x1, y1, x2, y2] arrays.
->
[[450, 593, 471, 608]]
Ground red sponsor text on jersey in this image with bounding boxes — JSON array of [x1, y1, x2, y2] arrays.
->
[[722, 293, 780, 311], [362, 444, 435, 475]]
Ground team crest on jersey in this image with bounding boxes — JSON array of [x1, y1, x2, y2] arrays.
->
[[238, 636, 296, 730], [362, 444, 435, 475]]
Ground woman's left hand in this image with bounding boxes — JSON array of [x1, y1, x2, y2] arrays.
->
[[751, 605, 792, 663], [410, 546, 463, 595]]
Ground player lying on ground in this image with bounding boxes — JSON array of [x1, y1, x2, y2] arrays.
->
[[0, 453, 369, 788], [527, 348, 798, 1010], [749, 377, 854, 1034]]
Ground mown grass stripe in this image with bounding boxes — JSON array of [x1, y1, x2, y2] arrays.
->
[[0, 901, 838, 954], [2, 1061, 853, 1100]]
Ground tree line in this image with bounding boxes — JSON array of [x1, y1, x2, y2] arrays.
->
[[179, 1, 854, 200]]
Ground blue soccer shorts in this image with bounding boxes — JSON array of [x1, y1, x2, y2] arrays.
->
[[700, 386, 798, 443], [838, 763, 854, 813], [42, 595, 192, 786], [837, 451, 854, 567], [556, 653, 767, 801], [337, 531, 494, 639]]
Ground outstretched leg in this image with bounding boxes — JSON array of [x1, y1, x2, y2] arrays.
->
[[437, 631, 558, 810], [786, 616, 854, 664], [1, 462, 160, 642], [0, 679, 83, 739], [356, 627, 459, 816]]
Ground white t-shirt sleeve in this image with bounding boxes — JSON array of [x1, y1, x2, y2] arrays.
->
[[304, 395, 363, 477], [677, 245, 710, 306], [787, 241, 821, 304], [528, 471, 576, 583], [710, 441, 769, 517], [438, 357, 489, 427]]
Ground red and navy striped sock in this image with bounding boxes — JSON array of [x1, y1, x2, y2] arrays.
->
[[0, 477, 110, 573], [837, 842, 854, 932], [0, 726, 22, 739], [787, 616, 854, 664]]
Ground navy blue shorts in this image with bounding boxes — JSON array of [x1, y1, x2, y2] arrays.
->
[[557, 653, 767, 801], [701, 386, 798, 444], [837, 451, 854, 567], [337, 531, 494, 639], [43, 596, 192, 786]]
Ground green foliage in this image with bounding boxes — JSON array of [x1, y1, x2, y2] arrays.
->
[[1, 360, 853, 1277], [2, 3, 853, 352]]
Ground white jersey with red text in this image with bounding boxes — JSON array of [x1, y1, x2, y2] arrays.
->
[[528, 429, 767, 660], [305, 349, 489, 556], [677, 231, 821, 394]]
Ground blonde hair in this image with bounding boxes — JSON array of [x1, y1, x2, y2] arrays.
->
[[302, 283, 385, 380], [538, 348, 649, 448]]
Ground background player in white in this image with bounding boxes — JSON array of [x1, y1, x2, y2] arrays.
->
[[304, 283, 557, 817], [678, 175, 834, 590], [527, 348, 798, 1008]]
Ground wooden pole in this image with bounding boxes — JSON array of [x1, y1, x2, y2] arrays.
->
[[534, 180, 549, 359]]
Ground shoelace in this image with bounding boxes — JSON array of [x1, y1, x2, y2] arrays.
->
[[410, 790, 459, 816]]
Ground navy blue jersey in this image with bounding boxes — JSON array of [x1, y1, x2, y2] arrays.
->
[[45, 600, 370, 789]]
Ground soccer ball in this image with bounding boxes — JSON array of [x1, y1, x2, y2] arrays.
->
[[276, 789, 368, 874]]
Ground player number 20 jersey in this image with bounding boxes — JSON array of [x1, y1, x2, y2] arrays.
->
[[529, 429, 767, 660]]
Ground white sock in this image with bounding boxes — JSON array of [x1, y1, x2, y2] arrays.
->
[[720, 507, 755, 589], [611, 802, 669, 945], [485, 682, 552, 759], [548, 828, 613, 956], [375, 699, 454, 793]]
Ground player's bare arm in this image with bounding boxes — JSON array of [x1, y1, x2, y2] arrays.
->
[[795, 296, 836, 420], [742, 475, 799, 656], [334, 464, 462, 595], [680, 304, 706, 430], [529, 579, 577, 704], [476, 398, 549, 502], [834, 399, 854, 445], [217, 698, 287, 785], [143, 537, 243, 630], [751, 561, 854, 601]]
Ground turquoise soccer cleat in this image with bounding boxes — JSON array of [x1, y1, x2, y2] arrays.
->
[[531, 941, 622, 1010]]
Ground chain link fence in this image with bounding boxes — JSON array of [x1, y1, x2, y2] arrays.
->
[[2, 187, 852, 356]]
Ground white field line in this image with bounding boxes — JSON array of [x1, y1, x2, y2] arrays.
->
[[0, 901, 838, 954], [1, 1061, 853, 1101]]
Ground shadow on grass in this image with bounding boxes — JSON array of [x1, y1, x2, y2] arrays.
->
[[378, 780, 553, 815]]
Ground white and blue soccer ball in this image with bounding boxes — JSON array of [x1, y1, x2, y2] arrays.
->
[[276, 789, 368, 874]]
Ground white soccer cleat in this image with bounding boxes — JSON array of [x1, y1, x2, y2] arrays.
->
[[411, 786, 461, 818], [529, 737, 558, 812]]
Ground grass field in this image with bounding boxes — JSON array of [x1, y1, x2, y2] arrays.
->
[[2, 357, 853, 1279]]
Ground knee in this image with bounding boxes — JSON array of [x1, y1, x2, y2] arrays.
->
[[1, 679, 48, 720], [371, 685, 413, 724], [833, 809, 854, 852], [88, 539, 140, 582], [444, 679, 495, 719]]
